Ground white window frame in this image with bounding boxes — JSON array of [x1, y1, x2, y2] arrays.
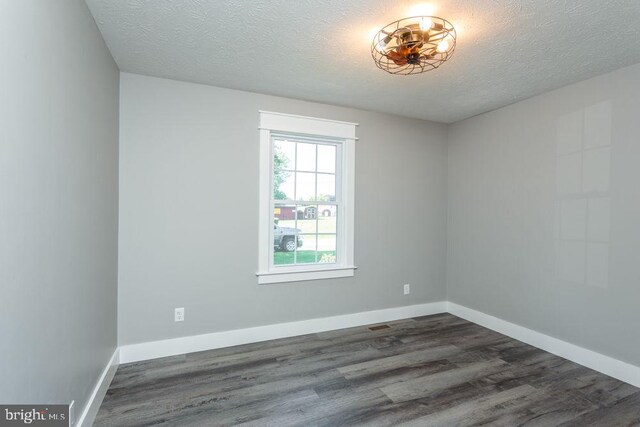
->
[[257, 111, 357, 284]]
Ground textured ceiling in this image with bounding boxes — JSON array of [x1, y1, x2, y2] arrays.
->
[[85, 0, 640, 123]]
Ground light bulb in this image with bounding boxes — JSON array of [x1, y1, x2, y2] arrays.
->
[[419, 17, 433, 31], [376, 35, 393, 51], [437, 40, 449, 52]]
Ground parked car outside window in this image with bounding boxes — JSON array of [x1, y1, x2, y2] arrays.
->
[[273, 224, 303, 252]]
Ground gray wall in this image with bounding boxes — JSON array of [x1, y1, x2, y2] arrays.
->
[[0, 0, 119, 413], [118, 72, 448, 345], [447, 63, 640, 366]]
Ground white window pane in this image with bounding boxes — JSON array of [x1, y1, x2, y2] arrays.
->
[[318, 205, 336, 218], [274, 139, 295, 171], [318, 205, 337, 234], [317, 144, 336, 173], [296, 142, 316, 172], [273, 236, 303, 265], [295, 172, 316, 201], [317, 173, 335, 202], [318, 234, 337, 263], [273, 252, 292, 265], [274, 204, 296, 222], [296, 234, 318, 264], [273, 205, 300, 265], [295, 205, 317, 234], [274, 169, 294, 200]]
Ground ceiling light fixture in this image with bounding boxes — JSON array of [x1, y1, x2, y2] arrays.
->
[[371, 16, 456, 75]]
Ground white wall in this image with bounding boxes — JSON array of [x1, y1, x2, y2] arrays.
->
[[447, 63, 640, 366], [0, 0, 119, 414], [118, 73, 448, 345]]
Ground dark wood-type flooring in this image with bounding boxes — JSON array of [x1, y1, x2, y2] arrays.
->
[[95, 313, 640, 426]]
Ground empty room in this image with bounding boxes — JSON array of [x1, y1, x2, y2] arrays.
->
[[3, 0, 640, 426]]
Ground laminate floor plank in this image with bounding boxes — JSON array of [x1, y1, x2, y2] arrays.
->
[[558, 391, 640, 427], [239, 388, 393, 427], [333, 358, 457, 396], [400, 384, 538, 427], [95, 314, 640, 426], [337, 345, 459, 378], [380, 359, 510, 403]]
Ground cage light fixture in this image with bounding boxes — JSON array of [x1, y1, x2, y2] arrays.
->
[[371, 15, 456, 75]]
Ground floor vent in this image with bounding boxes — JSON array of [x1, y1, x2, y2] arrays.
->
[[368, 324, 391, 331]]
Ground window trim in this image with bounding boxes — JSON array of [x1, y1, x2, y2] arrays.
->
[[257, 111, 357, 284]]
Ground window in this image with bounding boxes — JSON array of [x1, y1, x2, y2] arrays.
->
[[257, 111, 357, 284]]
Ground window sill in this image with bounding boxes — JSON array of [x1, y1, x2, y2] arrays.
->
[[256, 265, 357, 284]]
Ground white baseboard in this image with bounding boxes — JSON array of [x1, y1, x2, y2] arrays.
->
[[447, 302, 640, 388], [77, 348, 119, 427], [119, 302, 448, 363]]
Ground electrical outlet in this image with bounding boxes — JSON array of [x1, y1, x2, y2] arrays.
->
[[403, 284, 410, 295], [175, 307, 185, 322]]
